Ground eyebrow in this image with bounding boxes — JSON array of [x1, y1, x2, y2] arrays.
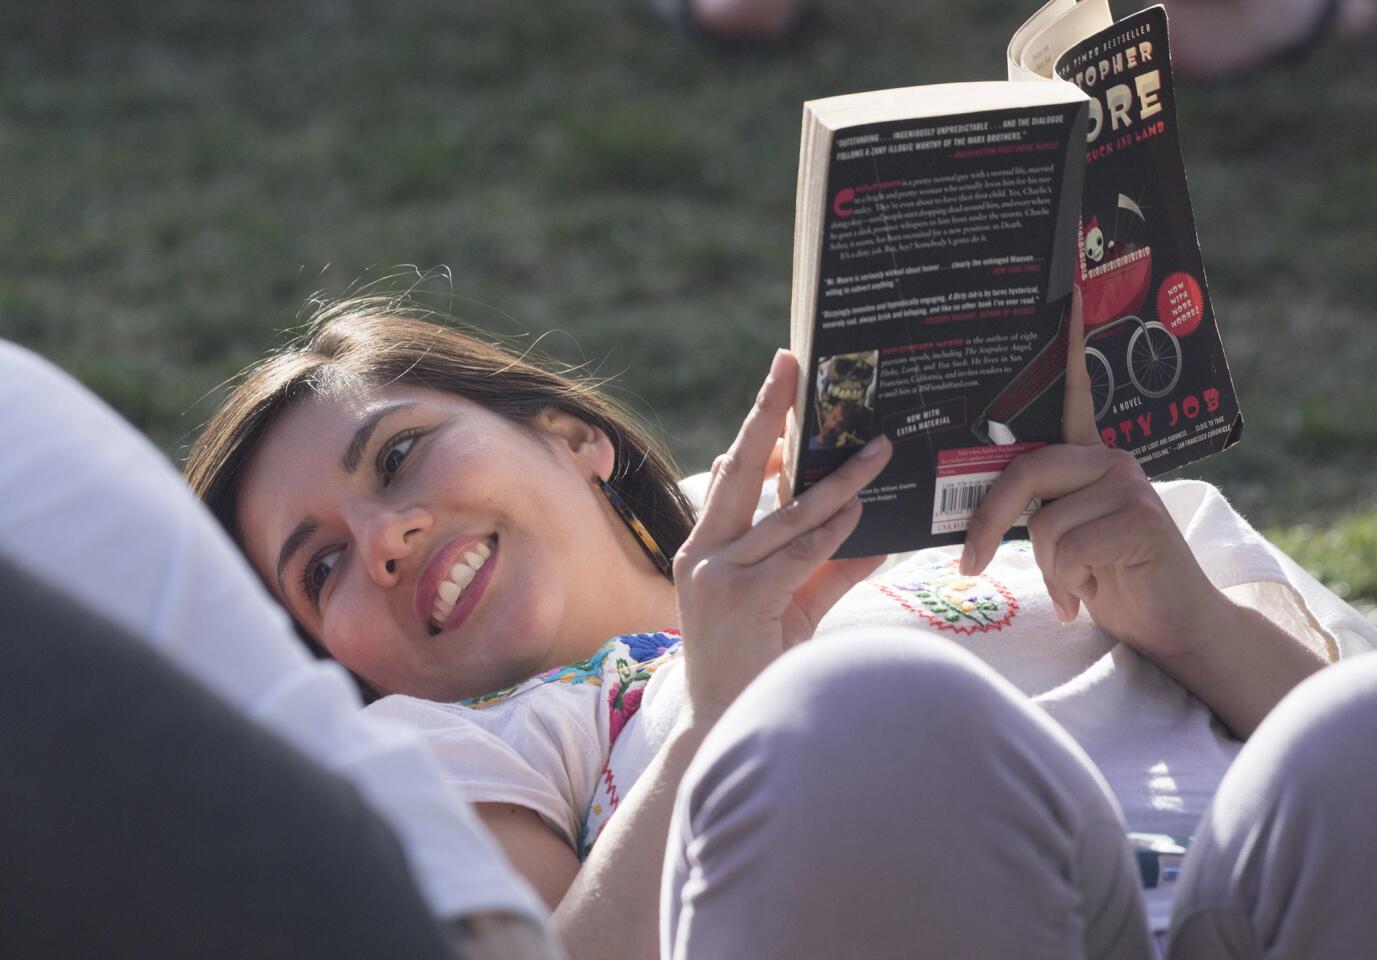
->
[[273, 402, 419, 602], [275, 517, 320, 602], [341, 403, 417, 474]]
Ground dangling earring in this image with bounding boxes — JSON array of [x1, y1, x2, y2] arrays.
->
[[596, 478, 673, 579]]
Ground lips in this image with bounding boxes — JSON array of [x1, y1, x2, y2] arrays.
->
[[416, 533, 498, 636]]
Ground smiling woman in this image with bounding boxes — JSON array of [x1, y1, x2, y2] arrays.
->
[[182, 293, 1377, 960], [184, 295, 695, 700], [232, 384, 679, 701]]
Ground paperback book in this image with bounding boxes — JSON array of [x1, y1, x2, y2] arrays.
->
[[786, 0, 1242, 557]]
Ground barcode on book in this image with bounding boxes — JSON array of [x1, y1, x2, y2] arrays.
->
[[931, 471, 999, 534], [931, 442, 1044, 536], [938, 479, 992, 516]]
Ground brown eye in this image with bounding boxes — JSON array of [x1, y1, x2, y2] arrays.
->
[[302, 547, 343, 604], [380, 435, 417, 487]]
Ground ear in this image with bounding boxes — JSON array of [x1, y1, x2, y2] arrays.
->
[[534, 407, 616, 481]]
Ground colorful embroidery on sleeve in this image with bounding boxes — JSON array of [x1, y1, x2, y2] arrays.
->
[[606, 632, 681, 745], [459, 644, 614, 710], [459, 631, 680, 712], [578, 631, 683, 857]]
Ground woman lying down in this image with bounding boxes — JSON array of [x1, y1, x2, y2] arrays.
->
[[4, 284, 1373, 959], [176, 288, 1377, 959]]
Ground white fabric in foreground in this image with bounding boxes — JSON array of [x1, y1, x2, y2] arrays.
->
[[0, 341, 545, 927]]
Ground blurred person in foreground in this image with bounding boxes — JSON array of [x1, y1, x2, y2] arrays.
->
[[0, 340, 563, 960]]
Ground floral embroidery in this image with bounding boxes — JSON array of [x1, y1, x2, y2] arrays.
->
[[455, 630, 682, 854], [458, 631, 679, 710], [606, 635, 681, 745], [578, 763, 623, 859], [580, 631, 683, 857], [878, 558, 1018, 634], [621, 630, 678, 661], [459, 647, 609, 709]]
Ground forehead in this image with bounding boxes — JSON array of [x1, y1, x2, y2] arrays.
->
[[233, 385, 459, 577], [250, 387, 411, 481]]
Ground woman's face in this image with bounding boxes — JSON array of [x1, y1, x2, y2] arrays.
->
[[236, 384, 677, 701]]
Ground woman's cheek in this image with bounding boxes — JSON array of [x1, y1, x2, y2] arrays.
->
[[321, 609, 379, 679]]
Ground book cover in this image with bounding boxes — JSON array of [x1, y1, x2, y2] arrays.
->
[[786, 4, 1242, 558], [1055, 5, 1242, 468], [789, 91, 1088, 557]]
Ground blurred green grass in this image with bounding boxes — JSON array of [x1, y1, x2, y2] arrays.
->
[[2, 0, 1374, 608], [1272, 511, 1377, 621]]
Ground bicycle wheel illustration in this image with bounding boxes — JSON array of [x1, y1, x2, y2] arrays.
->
[[1126, 320, 1181, 397], [1085, 346, 1114, 422]]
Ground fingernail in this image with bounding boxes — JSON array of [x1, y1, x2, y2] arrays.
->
[[958, 545, 975, 576], [1052, 600, 1071, 623], [856, 433, 889, 459], [768, 348, 788, 377]]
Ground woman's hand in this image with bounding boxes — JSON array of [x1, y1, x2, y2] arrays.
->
[[960, 290, 1228, 663], [674, 349, 892, 720], [960, 289, 1326, 739]]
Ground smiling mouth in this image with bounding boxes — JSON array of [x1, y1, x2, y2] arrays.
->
[[429, 535, 496, 634]]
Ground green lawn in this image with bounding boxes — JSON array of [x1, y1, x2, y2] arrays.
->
[[3, 0, 1374, 609]]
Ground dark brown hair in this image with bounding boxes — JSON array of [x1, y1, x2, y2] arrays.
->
[[184, 294, 695, 659]]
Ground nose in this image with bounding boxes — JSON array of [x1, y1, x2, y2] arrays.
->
[[357, 504, 434, 587]]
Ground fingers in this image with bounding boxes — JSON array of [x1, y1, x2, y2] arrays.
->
[[1023, 454, 1169, 623], [962, 289, 1105, 576], [774, 409, 798, 509], [1062, 286, 1101, 446], [1026, 484, 1123, 621], [1043, 507, 1170, 613], [960, 444, 1131, 575], [765, 437, 785, 480], [695, 350, 799, 544], [1041, 572, 1085, 624], [680, 433, 888, 648], [784, 553, 888, 643], [749, 493, 866, 591], [733, 432, 891, 566]]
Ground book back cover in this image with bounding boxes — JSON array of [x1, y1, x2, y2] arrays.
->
[[794, 99, 1088, 556]]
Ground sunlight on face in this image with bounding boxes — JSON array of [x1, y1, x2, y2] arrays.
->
[[236, 385, 677, 701]]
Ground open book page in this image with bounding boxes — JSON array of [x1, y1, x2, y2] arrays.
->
[[1006, 0, 1078, 80], [1020, 0, 1114, 78]]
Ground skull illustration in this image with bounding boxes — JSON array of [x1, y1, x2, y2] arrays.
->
[[812, 351, 879, 448], [1084, 223, 1105, 264]]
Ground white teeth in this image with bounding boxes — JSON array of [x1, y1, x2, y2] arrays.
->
[[430, 538, 495, 630]]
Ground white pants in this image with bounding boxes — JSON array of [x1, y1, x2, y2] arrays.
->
[[664, 633, 1377, 959]]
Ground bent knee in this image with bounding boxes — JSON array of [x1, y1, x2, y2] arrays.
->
[[682, 629, 1107, 828], [746, 628, 1029, 737], [1243, 654, 1377, 798]]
